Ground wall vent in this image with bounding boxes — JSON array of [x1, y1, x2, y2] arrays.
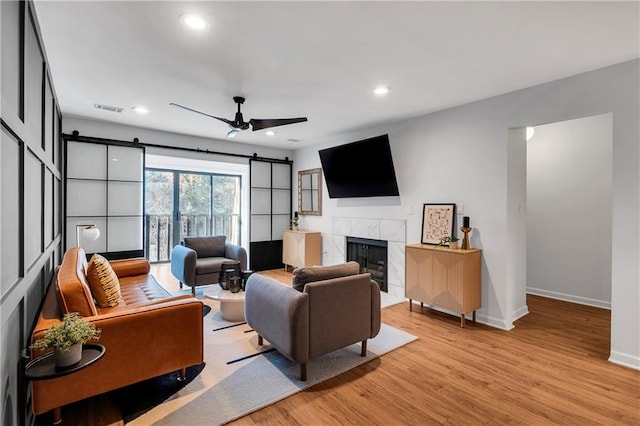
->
[[93, 103, 124, 113]]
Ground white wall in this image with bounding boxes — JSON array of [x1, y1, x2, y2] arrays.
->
[[294, 60, 639, 368], [527, 114, 613, 308]]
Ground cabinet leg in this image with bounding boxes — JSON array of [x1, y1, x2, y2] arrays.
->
[[473, 310, 476, 323], [460, 313, 466, 328], [409, 299, 413, 312]]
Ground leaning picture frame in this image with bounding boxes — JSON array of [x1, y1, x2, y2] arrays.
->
[[421, 203, 456, 245]]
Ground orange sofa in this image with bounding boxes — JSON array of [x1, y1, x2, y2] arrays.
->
[[30, 248, 204, 422]]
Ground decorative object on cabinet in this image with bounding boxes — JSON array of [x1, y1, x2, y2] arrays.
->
[[282, 230, 321, 271], [291, 211, 300, 230], [437, 235, 459, 249], [460, 227, 472, 250], [405, 244, 481, 327], [298, 168, 322, 216], [421, 203, 456, 244]]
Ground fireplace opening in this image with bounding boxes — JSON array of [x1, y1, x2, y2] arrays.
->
[[346, 237, 388, 292]]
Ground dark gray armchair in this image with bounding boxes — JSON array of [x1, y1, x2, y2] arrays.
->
[[171, 235, 247, 296], [244, 262, 381, 380]]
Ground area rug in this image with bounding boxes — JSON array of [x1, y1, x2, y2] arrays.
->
[[126, 296, 417, 425]]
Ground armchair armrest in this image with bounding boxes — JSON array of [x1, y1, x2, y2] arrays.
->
[[171, 244, 197, 286], [109, 258, 151, 278], [244, 274, 309, 364], [225, 243, 247, 271], [304, 273, 380, 357]]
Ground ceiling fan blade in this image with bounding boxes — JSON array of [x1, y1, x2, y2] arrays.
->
[[249, 117, 308, 131], [169, 102, 234, 126]]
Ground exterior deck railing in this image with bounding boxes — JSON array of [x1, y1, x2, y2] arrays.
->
[[145, 213, 240, 262]]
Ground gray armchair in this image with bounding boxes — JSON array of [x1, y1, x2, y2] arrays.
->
[[244, 262, 381, 380], [171, 235, 247, 296]]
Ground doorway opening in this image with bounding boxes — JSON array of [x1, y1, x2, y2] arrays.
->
[[508, 112, 613, 329]]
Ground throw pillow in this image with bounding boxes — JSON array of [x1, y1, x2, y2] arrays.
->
[[86, 254, 121, 307], [292, 261, 360, 292]]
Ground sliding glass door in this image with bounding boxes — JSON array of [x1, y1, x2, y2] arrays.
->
[[145, 168, 241, 262]]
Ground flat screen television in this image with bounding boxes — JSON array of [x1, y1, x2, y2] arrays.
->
[[318, 134, 400, 198]]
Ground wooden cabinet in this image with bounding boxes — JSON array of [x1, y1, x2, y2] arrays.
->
[[283, 230, 322, 270], [405, 244, 481, 327]]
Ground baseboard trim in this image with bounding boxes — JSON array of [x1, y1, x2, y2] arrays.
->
[[609, 351, 640, 371], [511, 305, 529, 322], [526, 287, 611, 310], [409, 301, 513, 330]]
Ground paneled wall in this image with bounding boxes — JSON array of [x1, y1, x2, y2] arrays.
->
[[1, 1, 63, 424]]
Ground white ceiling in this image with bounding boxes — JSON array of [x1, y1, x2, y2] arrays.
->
[[34, 1, 639, 149]]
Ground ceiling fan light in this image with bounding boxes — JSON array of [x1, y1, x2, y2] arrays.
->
[[227, 128, 239, 138]]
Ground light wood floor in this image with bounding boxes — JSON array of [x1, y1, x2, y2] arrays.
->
[[35, 265, 640, 425]]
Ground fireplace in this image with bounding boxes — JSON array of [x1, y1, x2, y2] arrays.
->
[[346, 237, 388, 292]]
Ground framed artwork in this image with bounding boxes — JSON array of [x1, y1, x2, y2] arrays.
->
[[421, 203, 456, 244]]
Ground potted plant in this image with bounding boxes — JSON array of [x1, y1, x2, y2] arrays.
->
[[438, 236, 460, 249], [291, 217, 299, 231], [30, 312, 101, 368]]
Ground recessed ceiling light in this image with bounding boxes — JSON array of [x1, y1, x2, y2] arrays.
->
[[180, 14, 210, 31], [265, 130, 276, 136], [374, 86, 389, 95], [132, 106, 148, 114]]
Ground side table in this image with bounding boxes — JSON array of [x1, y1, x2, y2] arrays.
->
[[24, 344, 106, 424], [25, 344, 106, 380]]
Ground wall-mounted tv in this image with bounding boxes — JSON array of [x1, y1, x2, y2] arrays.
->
[[318, 134, 400, 198]]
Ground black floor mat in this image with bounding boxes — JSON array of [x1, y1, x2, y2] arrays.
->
[[111, 363, 206, 423]]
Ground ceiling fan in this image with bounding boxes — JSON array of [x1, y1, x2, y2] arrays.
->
[[170, 96, 308, 138]]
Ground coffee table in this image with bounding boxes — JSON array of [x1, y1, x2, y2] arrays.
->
[[204, 285, 245, 322]]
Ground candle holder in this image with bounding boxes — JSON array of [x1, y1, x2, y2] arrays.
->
[[460, 227, 472, 250]]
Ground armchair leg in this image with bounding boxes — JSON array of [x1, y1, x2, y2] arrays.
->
[[179, 281, 183, 289], [258, 335, 263, 346], [361, 340, 367, 356], [191, 285, 196, 297], [300, 363, 307, 381]]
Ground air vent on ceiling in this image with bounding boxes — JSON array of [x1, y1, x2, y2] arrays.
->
[[93, 103, 124, 113]]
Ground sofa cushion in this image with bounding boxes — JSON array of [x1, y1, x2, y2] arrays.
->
[[292, 261, 360, 292], [87, 254, 121, 308], [184, 236, 226, 258], [195, 257, 229, 275]]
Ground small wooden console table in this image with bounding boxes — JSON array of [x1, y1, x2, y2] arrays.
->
[[282, 230, 321, 271], [405, 244, 482, 327]]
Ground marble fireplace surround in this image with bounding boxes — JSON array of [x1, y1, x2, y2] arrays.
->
[[331, 217, 406, 298]]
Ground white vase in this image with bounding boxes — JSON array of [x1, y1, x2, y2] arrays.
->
[[54, 343, 82, 368]]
